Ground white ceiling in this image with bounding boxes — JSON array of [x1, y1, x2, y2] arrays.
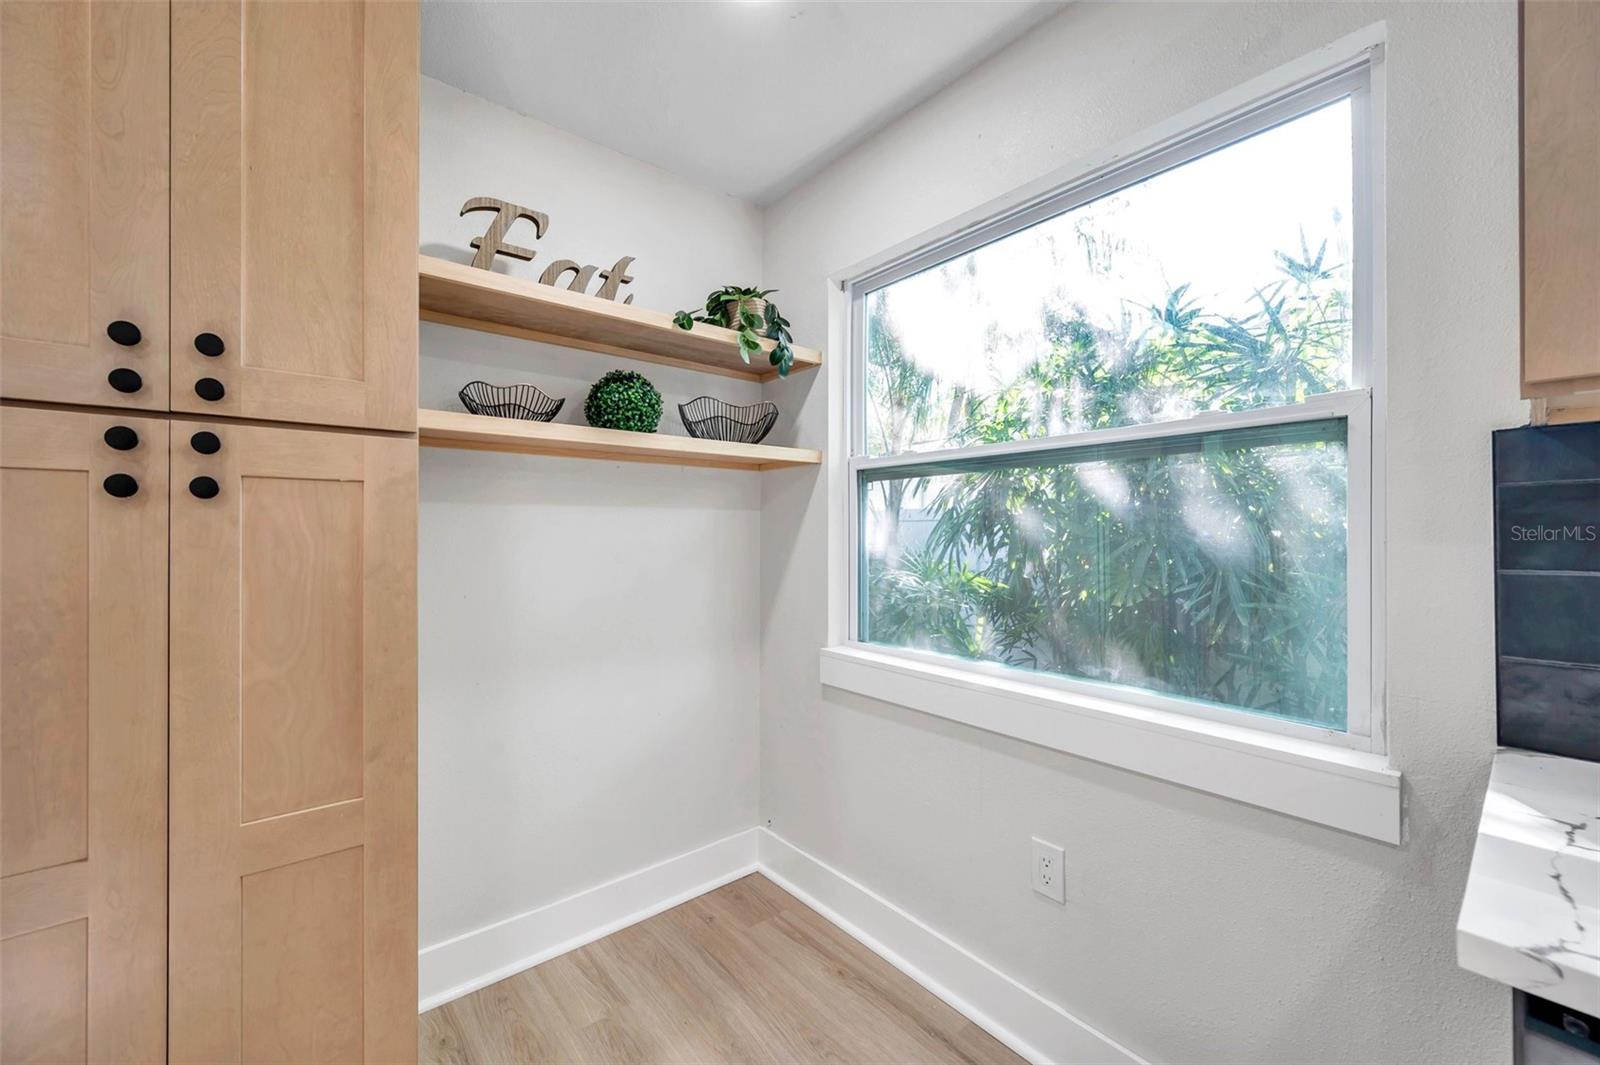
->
[[421, 1, 1067, 205]]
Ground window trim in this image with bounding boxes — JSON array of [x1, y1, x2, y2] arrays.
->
[[833, 33, 1389, 757], [819, 642, 1401, 844]]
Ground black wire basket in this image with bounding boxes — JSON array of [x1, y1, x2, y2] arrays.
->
[[458, 381, 565, 422], [679, 396, 779, 444]]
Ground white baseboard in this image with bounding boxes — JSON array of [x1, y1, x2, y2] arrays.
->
[[419, 825, 1142, 1065], [757, 829, 1144, 1065], [417, 827, 759, 1012]]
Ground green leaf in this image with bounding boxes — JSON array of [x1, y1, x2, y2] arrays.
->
[[672, 310, 694, 330], [771, 339, 793, 377]]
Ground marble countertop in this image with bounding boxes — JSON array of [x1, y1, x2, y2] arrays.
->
[[1457, 748, 1600, 1014]]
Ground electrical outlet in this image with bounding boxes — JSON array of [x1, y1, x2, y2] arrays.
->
[[1032, 837, 1065, 903]]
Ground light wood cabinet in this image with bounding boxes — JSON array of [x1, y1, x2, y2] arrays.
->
[[1523, 0, 1600, 399], [168, 420, 416, 1064], [3, 2, 419, 1058], [1, 405, 169, 1063], [0, 1, 170, 410], [170, 0, 418, 430], [1, 0, 418, 430], [0, 409, 419, 1063]]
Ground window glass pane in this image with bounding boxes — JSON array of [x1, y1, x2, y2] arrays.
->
[[859, 419, 1349, 730], [865, 99, 1353, 457]]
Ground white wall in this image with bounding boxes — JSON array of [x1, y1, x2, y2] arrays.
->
[[418, 78, 765, 951], [758, 4, 1523, 1063]]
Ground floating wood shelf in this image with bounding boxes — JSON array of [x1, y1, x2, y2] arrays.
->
[[418, 255, 822, 381], [417, 409, 822, 471]]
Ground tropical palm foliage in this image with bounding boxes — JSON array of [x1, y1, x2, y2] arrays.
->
[[862, 242, 1351, 729]]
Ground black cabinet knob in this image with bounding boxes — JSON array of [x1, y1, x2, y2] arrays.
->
[[103, 473, 139, 498], [194, 377, 225, 402], [188, 476, 220, 500], [107, 367, 143, 394], [107, 320, 142, 347], [104, 425, 140, 451], [190, 430, 222, 455], [194, 332, 225, 358]]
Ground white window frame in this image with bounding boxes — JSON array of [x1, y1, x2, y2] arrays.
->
[[831, 37, 1390, 766]]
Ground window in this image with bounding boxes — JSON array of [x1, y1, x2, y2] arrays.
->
[[847, 65, 1379, 750]]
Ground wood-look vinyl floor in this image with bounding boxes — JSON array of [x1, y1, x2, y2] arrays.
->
[[419, 873, 1027, 1065]]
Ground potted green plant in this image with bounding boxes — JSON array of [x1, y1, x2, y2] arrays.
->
[[672, 286, 796, 377], [584, 370, 662, 433]]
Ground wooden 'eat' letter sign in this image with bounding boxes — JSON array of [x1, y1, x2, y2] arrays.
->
[[461, 197, 549, 269], [460, 195, 636, 304]]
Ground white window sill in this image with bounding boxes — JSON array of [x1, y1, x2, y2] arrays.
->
[[819, 645, 1401, 844]]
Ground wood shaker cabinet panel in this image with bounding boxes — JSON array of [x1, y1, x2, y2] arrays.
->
[[168, 420, 416, 1064], [0, 404, 169, 1062], [0, 1, 170, 410], [171, 0, 418, 430], [1523, 0, 1600, 398]]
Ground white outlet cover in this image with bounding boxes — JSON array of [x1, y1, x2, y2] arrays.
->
[[1032, 837, 1065, 903]]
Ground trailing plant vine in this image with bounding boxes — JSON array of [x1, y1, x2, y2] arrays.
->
[[673, 286, 796, 377]]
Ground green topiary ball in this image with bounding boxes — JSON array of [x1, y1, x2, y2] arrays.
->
[[584, 369, 662, 433]]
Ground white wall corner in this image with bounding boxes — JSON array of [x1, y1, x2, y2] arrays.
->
[[756, 829, 1147, 1065], [418, 824, 1144, 1065], [418, 828, 760, 1012]]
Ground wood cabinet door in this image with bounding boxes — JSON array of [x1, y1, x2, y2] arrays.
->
[[0, 1, 169, 410], [168, 420, 416, 1064], [1523, 0, 1600, 398], [0, 405, 168, 1063], [169, 0, 418, 431]]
